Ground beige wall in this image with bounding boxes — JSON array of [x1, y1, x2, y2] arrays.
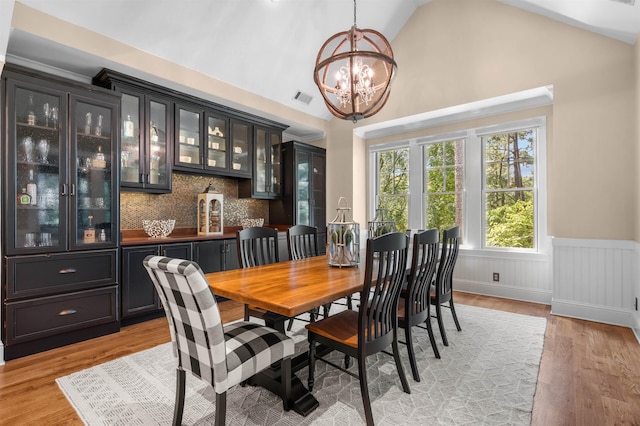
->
[[326, 0, 637, 241]]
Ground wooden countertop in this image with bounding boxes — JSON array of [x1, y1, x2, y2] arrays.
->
[[120, 225, 291, 246]]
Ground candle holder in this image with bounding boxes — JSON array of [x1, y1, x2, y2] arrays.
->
[[327, 197, 360, 267], [368, 207, 396, 238], [198, 181, 224, 235]]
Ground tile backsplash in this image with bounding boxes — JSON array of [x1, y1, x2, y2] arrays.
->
[[120, 173, 269, 230]]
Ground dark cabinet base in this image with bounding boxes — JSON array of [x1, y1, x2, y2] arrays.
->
[[3, 320, 120, 361]]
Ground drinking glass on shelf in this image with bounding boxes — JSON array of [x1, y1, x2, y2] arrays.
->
[[43, 103, 50, 127], [22, 136, 34, 162], [51, 107, 59, 128], [40, 232, 52, 247], [24, 232, 36, 248], [37, 139, 49, 164]]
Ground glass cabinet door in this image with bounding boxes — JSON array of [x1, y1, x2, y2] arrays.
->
[[254, 127, 268, 194], [9, 83, 67, 254], [205, 113, 228, 171], [230, 120, 250, 177], [296, 150, 311, 225], [270, 131, 282, 195], [147, 98, 170, 189], [120, 92, 142, 187], [71, 97, 117, 249], [175, 104, 202, 169], [120, 92, 171, 192]]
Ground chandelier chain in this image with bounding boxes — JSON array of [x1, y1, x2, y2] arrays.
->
[[353, 0, 357, 27]]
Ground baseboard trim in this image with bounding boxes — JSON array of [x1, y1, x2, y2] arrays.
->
[[551, 298, 636, 328], [455, 279, 552, 305]]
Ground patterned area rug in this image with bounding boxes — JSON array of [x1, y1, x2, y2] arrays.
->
[[57, 304, 546, 425]]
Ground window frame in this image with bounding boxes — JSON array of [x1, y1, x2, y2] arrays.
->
[[369, 117, 548, 255]]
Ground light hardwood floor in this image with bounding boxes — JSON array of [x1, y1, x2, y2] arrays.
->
[[0, 293, 638, 425]]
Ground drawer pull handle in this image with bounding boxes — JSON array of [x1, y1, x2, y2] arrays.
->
[[59, 309, 78, 316], [59, 268, 77, 274]]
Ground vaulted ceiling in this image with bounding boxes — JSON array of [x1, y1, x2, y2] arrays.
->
[[2, 0, 639, 140]]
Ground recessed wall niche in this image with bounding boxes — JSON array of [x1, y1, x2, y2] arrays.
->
[[120, 173, 269, 230]]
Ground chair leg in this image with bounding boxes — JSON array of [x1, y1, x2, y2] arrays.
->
[[307, 334, 316, 391], [449, 299, 462, 331], [357, 356, 374, 426], [404, 325, 420, 382], [214, 392, 226, 426], [281, 357, 292, 411], [243, 304, 250, 321], [392, 330, 411, 394], [425, 316, 441, 359], [435, 303, 449, 346], [173, 368, 186, 426], [323, 303, 331, 318], [286, 317, 294, 331]]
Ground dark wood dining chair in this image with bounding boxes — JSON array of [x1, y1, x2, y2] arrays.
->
[[306, 232, 411, 426], [431, 225, 462, 346], [285, 225, 328, 331], [398, 229, 441, 382], [237, 227, 280, 323], [143, 256, 294, 426]]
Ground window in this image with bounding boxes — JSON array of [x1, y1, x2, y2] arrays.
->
[[373, 148, 409, 232], [424, 139, 465, 237], [370, 117, 545, 252], [483, 129, 536, 249]]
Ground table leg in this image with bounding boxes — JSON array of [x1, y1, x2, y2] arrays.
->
[[250, 312, 335, 416]]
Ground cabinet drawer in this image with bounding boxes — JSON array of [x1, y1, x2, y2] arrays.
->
[[6, 250, 117, 300], [5, 285, 119, 345]]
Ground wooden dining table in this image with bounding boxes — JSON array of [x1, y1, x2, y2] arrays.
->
[[205, 255, 365, 416]]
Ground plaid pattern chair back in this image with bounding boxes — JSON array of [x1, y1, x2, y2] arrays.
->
[[434, 226, 460, 304], [359, 232, 408, 350], [143, 256, 229, 391]]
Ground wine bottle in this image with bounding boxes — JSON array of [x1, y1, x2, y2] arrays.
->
[[93, 146, 106, 169], [150, 121, 159, 142], [17, 188, 31, 205], [123, 114, 134, 138], [25, 94, 36, 126], [26, 169, 37, 206]]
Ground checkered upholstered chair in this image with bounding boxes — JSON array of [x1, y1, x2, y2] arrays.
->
[[143, 256, 294, 426]]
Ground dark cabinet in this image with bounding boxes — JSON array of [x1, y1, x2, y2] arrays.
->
[[194, 239, 239, 273], [2, 65, 121, 360], [174, 103, 252, 178], [239, 125, 283, 199], [94, 69, 172, 193], [121, 242, 192, 319], [270, 141, 327, 253]]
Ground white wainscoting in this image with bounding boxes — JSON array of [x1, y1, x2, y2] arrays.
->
[[552, 238, 639, 330], [454, 249, 553, 305]]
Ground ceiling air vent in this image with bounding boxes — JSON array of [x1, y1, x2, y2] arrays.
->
[[293, 90, 313, 105]]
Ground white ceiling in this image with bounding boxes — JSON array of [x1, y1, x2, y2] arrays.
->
[[4, 0, 640, 140]]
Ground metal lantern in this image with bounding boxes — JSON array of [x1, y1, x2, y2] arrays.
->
[[197, 182, 223, 236], [368, 208, 396, 239], [327, 197, 360, 267]]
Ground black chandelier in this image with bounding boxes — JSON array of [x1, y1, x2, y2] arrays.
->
[[313, 0, 397, 122]]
